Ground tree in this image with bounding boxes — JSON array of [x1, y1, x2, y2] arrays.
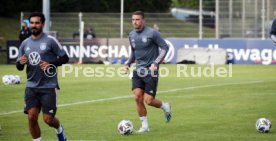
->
[[171, 0, 215, 11], [0, 0, 172, 17]]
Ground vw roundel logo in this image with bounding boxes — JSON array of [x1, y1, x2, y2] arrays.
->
[[28, 52, 41, 65], [164, 39, 175, 63]]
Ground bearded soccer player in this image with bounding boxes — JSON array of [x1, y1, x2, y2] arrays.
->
[[16, 12, 68, 141], [124, 11, 172, 133]]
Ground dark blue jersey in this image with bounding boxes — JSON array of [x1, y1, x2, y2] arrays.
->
[[270, 19, 276, 35], [126, 26, 168, 70], [16, 33, 67, 88], [19, 28, 31, 43], [270, 19, 276, 42]]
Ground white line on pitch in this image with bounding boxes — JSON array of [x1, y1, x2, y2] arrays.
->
[[0, 80, 264, 116]]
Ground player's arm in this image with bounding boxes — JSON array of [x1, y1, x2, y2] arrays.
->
[[16, 43, 27, 71], [270, 19, 276, 43], [40, 37, 69, 70], [40, 55, 68, 71], [271, 35, 276, 43], [152, 31, 169, 66], [51, 38, 69, 66], [124, 37, 135, 73], [49, 54, 69, 67]]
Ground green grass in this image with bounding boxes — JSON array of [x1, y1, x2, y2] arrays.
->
[[0, 64, 276, 141]]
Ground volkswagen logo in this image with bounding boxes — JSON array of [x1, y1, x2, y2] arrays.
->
[[28, 52, 41, 65]]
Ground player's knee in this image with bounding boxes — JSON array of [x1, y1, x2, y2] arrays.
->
[[43, 115, 54, 125], [144, 97, 153, 105], [134, 94, 143, 103], [133, 89, 144, 103], [28, 113, 39, 122]]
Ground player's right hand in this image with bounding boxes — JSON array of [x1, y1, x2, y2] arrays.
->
[[20, 54, 27, 65], [123, 65, 129, 74]]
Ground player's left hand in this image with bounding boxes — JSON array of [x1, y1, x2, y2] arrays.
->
[[40, 61, 50, 71], [149, 63, 157, 71]]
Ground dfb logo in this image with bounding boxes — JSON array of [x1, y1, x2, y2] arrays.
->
[[28, 52, 41, 65]]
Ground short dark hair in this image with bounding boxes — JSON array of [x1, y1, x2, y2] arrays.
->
[[132, 11, 144, 19], [29, 12, 45, 24]]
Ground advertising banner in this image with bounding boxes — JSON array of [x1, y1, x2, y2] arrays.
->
[[6, 38, 276, 65]]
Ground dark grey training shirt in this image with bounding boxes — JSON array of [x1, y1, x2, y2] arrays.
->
[[16, 33, 67, 88], [126, 26, 169, 70]]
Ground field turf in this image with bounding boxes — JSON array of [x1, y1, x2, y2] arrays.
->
[[0, 64, 275, 141]]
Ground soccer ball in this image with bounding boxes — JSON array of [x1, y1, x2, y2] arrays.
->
[[256, 118, 272, 133], [117, 120, 134, 135], [14, 75, 21, 84], [2, 75, 21, 85], [2, 75, 12, 85]]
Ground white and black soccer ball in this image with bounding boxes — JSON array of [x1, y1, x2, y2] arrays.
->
[[2, 75, 12, 85], [117, 120, 134, 135], [2, 75, 21, 85], [14, 75, 21, 84], [256, 118, 272, 133]]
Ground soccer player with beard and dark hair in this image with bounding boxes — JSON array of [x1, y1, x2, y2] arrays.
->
[[16, 12, 68, 141]]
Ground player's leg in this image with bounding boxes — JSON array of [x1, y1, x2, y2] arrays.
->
[[132, 71, 149, 132], [144, 94, 162, 108], [42, 114, 60, 128], [143, 74, 160, 107], [27, 107, 42, 140], [24, 88, 42, 140], [133, 88, 147, 117], [143, 75, 172, 123], [144, 93, 171, 123], [42, 114, 66, 141], [40, 88, 67, 141], [133, 88, 150, 132]]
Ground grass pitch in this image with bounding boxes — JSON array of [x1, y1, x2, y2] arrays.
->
[[0, 64, 276, 141]]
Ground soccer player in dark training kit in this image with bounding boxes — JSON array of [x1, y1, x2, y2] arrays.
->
[[270, 18, 276, 43], [16, 12, 69, 141], [124, 11, 172, 133]]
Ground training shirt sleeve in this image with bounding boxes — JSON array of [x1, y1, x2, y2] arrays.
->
[[152, 31, 169, 65], [16, 42, 26, 70], [125, 36, 135, 67], [49, 36, 69, 66]]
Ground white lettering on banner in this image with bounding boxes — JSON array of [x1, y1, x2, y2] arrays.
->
[[184, 44, 199, 48], [208, 44, 219, 49], [91, 45, 99, 58], [108, 45, 118, 58], [69, 45, 80, 57], [233, 49, 250, 60], [184, 44, 276, 65], [7, 41, 276, 65], [9, 46, 19, 59], [98, 45, 108, 58], [82, 45, 90, 58], [118, 45, 128, 58], [250, 49, 261, 61], [62, 45, 130, 58], [227, 48, 276, 65]]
